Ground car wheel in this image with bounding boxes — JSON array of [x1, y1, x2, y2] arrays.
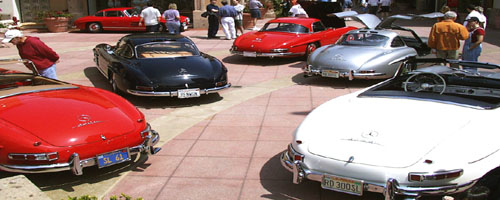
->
[[305, 43, 318, 58], [87, 22, 102, 33]]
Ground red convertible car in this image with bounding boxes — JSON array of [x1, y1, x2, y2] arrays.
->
[[73, 7, 190, 33], [230, 17, 357, 58], [0, 59, 161, 175]]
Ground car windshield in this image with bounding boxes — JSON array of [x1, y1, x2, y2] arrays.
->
[[125, 8, 139, 17], [359, 58, 500, 109], [261, 23, 309, 33], [337, 33, 389, 47], [136, 42, 200, 59], [0, 59, 75, 97]]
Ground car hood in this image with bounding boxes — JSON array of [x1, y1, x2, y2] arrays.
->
[[235, 31, 302, 50], [132, 55, 220, 84], [303, 95, 474, 168], [310, 45, 391, 70], [0, 88, 138, 147]]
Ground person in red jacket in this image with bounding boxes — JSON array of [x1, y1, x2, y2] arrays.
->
[[2, 29, 59, 79]]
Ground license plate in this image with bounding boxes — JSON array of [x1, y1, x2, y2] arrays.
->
[[321, 175, 363, 196], [321, 69, 340, 78], [178, 88, 200, 99], [243, 51, 257, 57], [97, 148, 130, 168]]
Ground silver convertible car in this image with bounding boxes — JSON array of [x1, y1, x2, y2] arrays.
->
[[282, 58, 500, 199], [305, 12, 442, 80]]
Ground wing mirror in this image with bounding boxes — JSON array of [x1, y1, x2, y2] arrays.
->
[[105, 45, 114, 54]]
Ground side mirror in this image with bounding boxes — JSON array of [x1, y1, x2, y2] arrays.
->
[[106, 45, 114, 54]]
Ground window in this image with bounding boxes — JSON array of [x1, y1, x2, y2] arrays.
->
[[115, 40, 133, 58], [312, 22, 326, 32], [262, 23, 309, 34], [391, 36, 405, 47], [95, 11, 104, 17], [105, 11, 123, 17]]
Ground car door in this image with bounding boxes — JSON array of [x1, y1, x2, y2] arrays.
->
[[100, 10, 125, 31], [310, 21, 331, 45], [119, 9, 144, 31]]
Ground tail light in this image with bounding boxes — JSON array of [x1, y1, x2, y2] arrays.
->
[[408, 169, 463, 182], [9, 152, 58, 161], [140, 123, 152, 138], [287, 144, 304, 162]]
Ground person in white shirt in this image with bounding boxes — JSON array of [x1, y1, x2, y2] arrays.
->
[[289, 0, 308, 18], [367, 0, 379, 15], [139, 1, 161, 32], [233, 0, 245, 36], [379, 0, 391, 19], [464, 4, 486, 29]]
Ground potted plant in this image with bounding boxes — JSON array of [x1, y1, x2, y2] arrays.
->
[[37, 10, 72, 32]]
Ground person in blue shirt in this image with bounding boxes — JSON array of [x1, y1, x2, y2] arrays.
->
[[218, 0, 238, 40]]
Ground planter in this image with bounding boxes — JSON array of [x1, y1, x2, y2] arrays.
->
[[43, 17, 69, 32], [242, 13, 254, 29]]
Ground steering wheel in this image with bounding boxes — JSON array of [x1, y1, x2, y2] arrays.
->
[[403, 72, 446, 94]]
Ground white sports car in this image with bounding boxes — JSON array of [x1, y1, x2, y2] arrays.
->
[[281, 58, 500, 199]]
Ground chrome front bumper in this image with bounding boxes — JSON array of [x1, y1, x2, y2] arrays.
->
[[127, 83, 231, 97], [280, 144, 477, 200], [230, 49, 304, 58], [303, 65, 387, 80], [0, 128, 161, 175]]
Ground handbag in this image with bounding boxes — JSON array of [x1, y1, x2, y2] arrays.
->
[[201, 11, 209, 18]]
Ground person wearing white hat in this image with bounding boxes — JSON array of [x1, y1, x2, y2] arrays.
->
[[2, 29, 59, 79]]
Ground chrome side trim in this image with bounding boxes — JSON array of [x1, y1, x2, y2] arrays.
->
[[280, 144, 478, 199], [0, 127, 161, 175], [127, 83, 231, 97]]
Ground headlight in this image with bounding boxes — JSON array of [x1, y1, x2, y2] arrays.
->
[[270, 48, 288, 53], [9, 152, 58, 161]]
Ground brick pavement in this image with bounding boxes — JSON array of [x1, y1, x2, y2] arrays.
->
[[1, 14, 499, 200]]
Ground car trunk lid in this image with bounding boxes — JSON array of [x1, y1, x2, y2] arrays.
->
[[313, 45, 390, 70], [306, 97, 472, 168], [0, 88, 137, 147]]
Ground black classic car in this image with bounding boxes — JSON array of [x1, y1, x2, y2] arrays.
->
[[93, 33, 230, 98]]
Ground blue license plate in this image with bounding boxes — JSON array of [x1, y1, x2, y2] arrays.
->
[[97, 148, 130, 168]]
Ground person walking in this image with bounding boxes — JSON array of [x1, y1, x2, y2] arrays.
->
[[233, 0, 245, 37], [462, 17, 485, 63], [139, 1, 161, 32], [2, 29, 59, 79], [427, 11, 469, 68], [249, 0, 263, 30], [206, 0, 220, 38], [163, 3, 181, 34], [218, 0, 238, 40], [289, 0, 308, 18]]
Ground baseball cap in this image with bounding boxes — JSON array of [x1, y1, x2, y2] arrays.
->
[[468, 17, 480, 22], [2, 29, 23, 43]]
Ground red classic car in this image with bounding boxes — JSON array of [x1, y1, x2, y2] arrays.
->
[[0, 59, 161, 175], [73, 7, 190, 33], [230, 17, 357, 58]]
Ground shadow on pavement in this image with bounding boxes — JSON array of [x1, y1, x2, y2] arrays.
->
[[222, 55, 304, 66], [83, 67, 225, 109]]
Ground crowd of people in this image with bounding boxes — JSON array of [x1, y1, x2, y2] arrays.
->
[[0, 0, 490, 77]]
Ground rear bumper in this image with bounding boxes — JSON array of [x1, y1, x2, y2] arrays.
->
[[230, 49, 304, 58], [280, 144, 477, 199], [127, 83, 231, 97], [0, 125, 161, 175], [303, 65, 388, 80]]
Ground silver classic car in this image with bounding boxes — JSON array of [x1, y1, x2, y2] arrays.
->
[[305, 12, 442, 80]]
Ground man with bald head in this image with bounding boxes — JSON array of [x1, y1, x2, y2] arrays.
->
[[428, 11, 469, 67]]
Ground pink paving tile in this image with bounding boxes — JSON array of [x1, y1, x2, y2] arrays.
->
[[199, 126, 260, 141], [217, 105, 267, 115], [194, 117, 213, 127], [156, 139, 196, 156], [312, 97, 335, 108], [188, 140, 256, 157], [208, 114, 264, 127], [246, 157, 293, 180], [244, 66, 278, 73], [258, 126, 296, 141], [173, 157, 250, 179], [268, 97, 312, 106], [262, 115, 306, 127], [129, 155, 183, 177], [237, 72, 277, 86], [174, 126, 204, 139], [320, 189, 382, 200], [238, 93, 271, 106], [265, 105, 312, 116], [239, 179, 321, 200], [310, 87, 353, 98], [270, 85, 311, 98], [252, 140, 290, 158], [156, 178, 243, 200], [104, 176, 167, 200]]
